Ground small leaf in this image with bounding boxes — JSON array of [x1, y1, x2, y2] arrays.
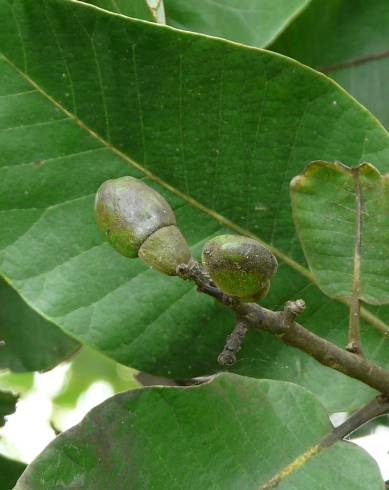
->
[[15, 374, 384, 489], [164, 0, 310, 48], [0, 279, 79, 372], [291, 161, 389, 305]]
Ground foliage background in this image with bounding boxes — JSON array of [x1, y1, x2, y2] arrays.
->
[[0, 0, 388, 488]]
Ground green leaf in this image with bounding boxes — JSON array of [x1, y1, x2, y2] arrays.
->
[[15, 375, 384, 489], [290, 161, 389, 305], [0, 390, 17, 427], [1, 0, 389, 411], [0, 278, 79, 372], [164, 0, 310, 48], [81, 0, 164, 22], [0, 454, 26, 490], [269, 0, 389, 128]]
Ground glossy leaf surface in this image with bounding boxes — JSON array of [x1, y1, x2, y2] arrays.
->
[[15, 375, 384, 489], [0, 0, 389, 410]]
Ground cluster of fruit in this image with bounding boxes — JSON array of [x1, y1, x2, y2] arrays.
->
[[95, 177, 277, 302]]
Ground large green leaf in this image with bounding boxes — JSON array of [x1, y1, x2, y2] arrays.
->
[[15, 375, 384, 489], [1, 0, 389, 411], [290, 161, 389, 305], [0, 279, 79, 372], [82, 0, 165, 22], [164, 0, 310, 48], [270, 0, 389, 129], [0, 454, 26, 490]]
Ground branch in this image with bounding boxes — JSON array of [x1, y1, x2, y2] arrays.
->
[[218, 318, 249, 366], [319, 50, 389, 74], [177, 260, 389, 397], [321, 394, 389, 447]]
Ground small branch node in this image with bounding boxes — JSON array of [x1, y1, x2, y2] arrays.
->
[[176, 258, 201, 280], [346, 341, 362, 355], [217, 351, 236, 366], [177, 259, 215, 286], [283, 299, 306, 328], [176, 263, 190, 278], [245, 311, 259, 325], [222, 295, 240, 307]]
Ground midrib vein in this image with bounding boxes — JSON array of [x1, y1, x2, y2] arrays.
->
[[258, 443, 321, 489], [1, 51, 387, 334], [348, 168, 363, 351]]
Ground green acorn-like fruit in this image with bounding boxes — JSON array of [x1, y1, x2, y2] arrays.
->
[[95, 176, 191, 275], [202, 235, 278, 301]]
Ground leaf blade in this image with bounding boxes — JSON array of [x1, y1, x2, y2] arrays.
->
[[1, 0, 389, 410], [14, 375, 384, 489], [290, 161, 389, 305]]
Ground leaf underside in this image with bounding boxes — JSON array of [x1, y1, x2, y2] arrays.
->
[[14, 374, 384, 490], [0, 0, 389, 411]]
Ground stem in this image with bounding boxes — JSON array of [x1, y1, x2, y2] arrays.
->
[[177, 260, 389, 397], [319, 50, 389, 74], [348, 299, 361, 354], [254, 306, 389, 395], [321, 394, 389, 447], [347, 167, 363, 355], [218, 318, 249, 366]]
